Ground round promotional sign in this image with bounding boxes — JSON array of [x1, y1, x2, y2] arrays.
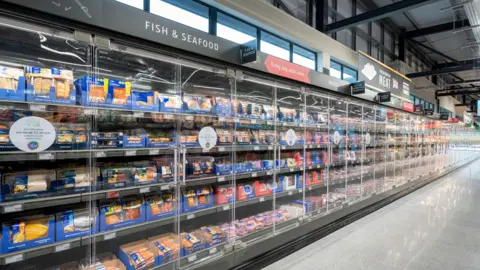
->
[[365, 133, 371, 145], [198, 126, 217, 150], [285, 129, 297, 146], [9, 116, 56, 152], [333, 131, 341, 145]]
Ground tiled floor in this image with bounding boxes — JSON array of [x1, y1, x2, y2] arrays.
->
[[263, 160, 480, 270]]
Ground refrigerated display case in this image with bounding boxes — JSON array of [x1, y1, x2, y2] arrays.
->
[[0, 13, 478, 270]]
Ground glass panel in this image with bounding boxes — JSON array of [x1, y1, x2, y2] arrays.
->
[[93, 45, 179, 269], [0, 24, 94, 269], [330, 61, 342, 79], [260, 31, 290, 61], [362, 105, 376, 198], [346, 101, 362, 203], [233, 75, 278, 244], [217, 12, 257, 47], [385, 109, 396, 190], [275, 81, 306, 230], [177, 63, 233, 268], [150, 0, 209, 33], [329, 98, 347, 209], [374, 107, 387, 194], [293, 45, 316, 70], [304, 91, 329, 216]]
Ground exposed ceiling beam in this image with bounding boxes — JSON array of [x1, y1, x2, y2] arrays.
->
[[326, 0, 438, 33], [455, 103, 471, 106], [448, 79, 480, 86], [407, 65, 476, 78], [437, 89, 480, 97], [408, 38, 462, 65], [274, 0, 295, 17], [438, 86, 478, 92], [405, 19, 470, 38], [439, 59, 478, 68]]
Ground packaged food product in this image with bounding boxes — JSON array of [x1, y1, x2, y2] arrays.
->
[[183, 95, 213, 114], [262, 105, 274, 120], [75, 77, 132, 109], [0, 65, 25, 101], [2, 170, 55, 201], [186, 156, 215, 177], [2, 214, 54, 252], [79, 252, 126, 270], [152, 158, 174, 182], [132, 90, 159, 111], [234, 130, 251, 144], [99, 196, 145, 231], [182, 186, 213, 213], [101, 166, 134, 189], [146, 130, 175, 148], [180, 232, 202, 256], [179, 130, 199, 146], [132, 162, 157, 184], [91, 132, 121, 149], [237, 182, 255, 201], [148, 233, 180, 261], [214, 157, 233, 175], [281, 174, 297, 190], [216, 129, 234, 144], [159, 95, 182, 112], [145, 193, 175, 221], [235, 100, 249, 117], [214, 184, 235, 204], [26, 67, 75, 104], [119, 240, 156, 270], [0, 122, 16, 150], [215, 97, 232, 116], [56, 207, 98, 240], [55, 166, 99, 192]]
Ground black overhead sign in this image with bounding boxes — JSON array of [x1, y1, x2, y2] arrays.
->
[[358, 53, 412, 100], [440, 114, 449, 120], [240, 45, 257, 64], [377, 92, 391, 103], [424, 108, 434, 115], [351, 81, 366, 95], [414, 105, 423, 113]]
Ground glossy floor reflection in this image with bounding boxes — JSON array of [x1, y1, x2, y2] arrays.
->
[[263, 160, 480, 270]]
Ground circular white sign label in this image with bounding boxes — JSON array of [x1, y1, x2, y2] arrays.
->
[[333, 131, 341, 145], [10, 116, 56, 152], [365, 133, 371, 145], [198, 126, 217, 150], [285, 129, 297, 146]]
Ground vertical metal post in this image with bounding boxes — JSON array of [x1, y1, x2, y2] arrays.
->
[[209, 7, 217, 36], [315, 0, 329, 33]]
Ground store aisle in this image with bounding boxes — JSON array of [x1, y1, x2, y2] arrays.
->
[[263, 159, 480, 270]]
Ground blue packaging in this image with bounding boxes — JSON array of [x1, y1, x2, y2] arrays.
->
[[75, 77, 132, 109], [99, 197, 145, 232], [0, 66, 26, 101], [55, 208, 99, 241], [101, 167, 135, 189], [1, 170, 55, 202], [182, 95, 214, 114], [181, 186, 214, 213], [2, 215, 55, 253], [0, 123, 17, 151], [145, 130, 175, 148], [262, 160, 274, 170], [118, 240, 158, 270], [145, 193, 176, 221], [159, 95, 182, 112], [132, 90, 159, 111], [214, 97, 232, 116], [51, 167, 99, 194], [25, 67, 75, 104]]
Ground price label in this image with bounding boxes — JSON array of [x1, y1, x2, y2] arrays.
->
[[188, 254, 197, 263], [288, 191, 293, 195], [289, 168, 294, 172], [95, 151, 106, 158], [139, 187, 150, 194], [222, 205, 230, 211], [106, 191, 119, 199], [317, 144, 321, 148], [233, 117, 239, 122], [38, 152, 55, 160], [298, 189, 303, 193], [104, 232, 116, 240], [149, 149, 160, 155], [282, 122, 287, 126], [209, 247, 218, 255], [253, 146, 260, 151], [266, 121, 273, 126], [266, 171, 273, 175], [281, 146, 286, 150], [218, 147, 226, 152], [5, 254, 24, 264], [308, 145, 312, 148], [187, 214, 195, 220], [4, 204, 22, 213], [218, 117, 226, 121], [55, 243, 71, 252], [268, 146, 273, 150], [161, 185, 170, 190], [308, 187, 312, 191], [163, 114, 175, 120], [84, 108, 98, 115], [218, 176, 226, 182], [133, 111, 144, 118], [308, 166, 313, 170], [259, 197, 265, 202], [125, 150, 136, 156], [251, 172, 258, 177], [185, 115, 194, 121], [251, 119, 256, 124], [30, 104, 46, 111]]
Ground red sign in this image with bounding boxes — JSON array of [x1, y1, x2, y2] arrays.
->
[[448, 118, 459, 123], [264, 56, 310, 83], [403, 102, 414, 112]]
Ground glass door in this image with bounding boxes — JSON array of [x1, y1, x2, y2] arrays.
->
[[362, 105, 376, 198], [328, 98, 347, 209], [346, 101, 362, 204]]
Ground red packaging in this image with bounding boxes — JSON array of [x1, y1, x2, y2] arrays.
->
[[237, 182, 255, 201], [215, 185, 235, 204], [254, 180, 273, 197]]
